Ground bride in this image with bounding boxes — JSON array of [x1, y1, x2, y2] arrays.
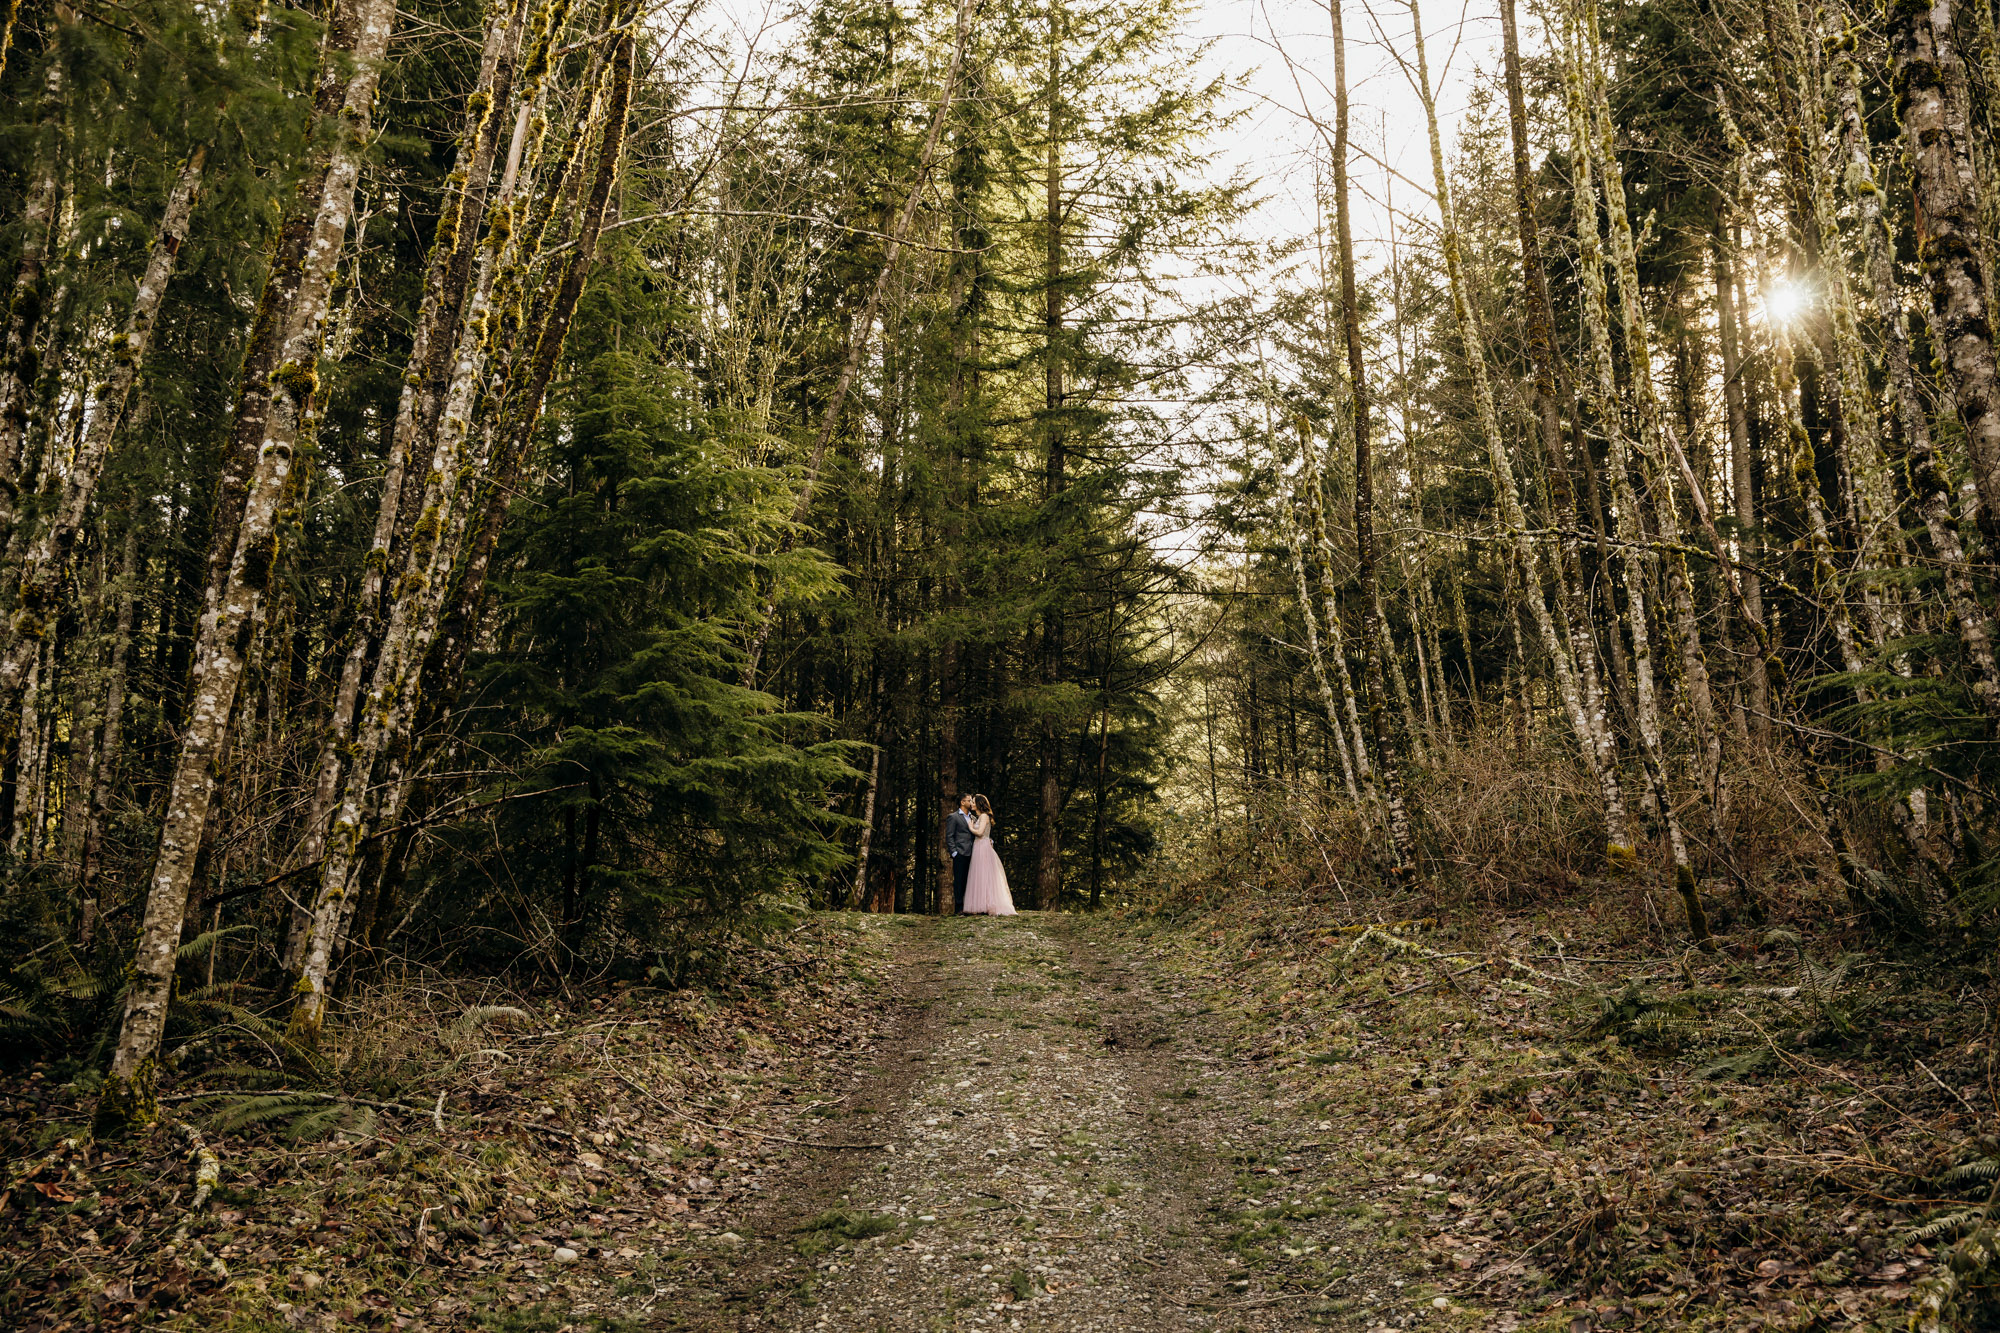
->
[[962, 795, 1017, 916]]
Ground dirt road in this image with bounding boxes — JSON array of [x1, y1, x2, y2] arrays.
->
[[661, 913, 1411, 1332]]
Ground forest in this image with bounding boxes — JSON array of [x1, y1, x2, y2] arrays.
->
[[0, 0, 1997, 1323]]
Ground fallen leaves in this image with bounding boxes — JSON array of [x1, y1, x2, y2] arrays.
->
[[1105, 883, 1994, 1331], [1, 915, 904, 1331]]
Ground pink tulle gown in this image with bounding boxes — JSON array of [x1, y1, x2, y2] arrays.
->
[[962, 815, 1016, 915]]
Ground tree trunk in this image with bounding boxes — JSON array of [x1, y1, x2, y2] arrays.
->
[[1331, 0, 1417, 879], [1299, 427, 1381, 824], [78, 523, 136, 941], [1088, 680, 1111, 908], [1839, 43, 2000, 713], [1408, 0, 1633, 862], [10, 641, 45, 857], [1893, 0, 2000, 540], [1579, 0, 1725, 873], [92, 0, 399, 1136], [290, 21, 637, 1042], [1712, 238, 1771, 739], [0, 42, 64, 547], [1035, 11, 1065, 912], [0, 148, 206, 704], [286, 0, 530, 970], [1500, 0, 1622, 833], [1564, 0, 1711, 940], [1278, 417, 1361, 806], [855, 739, 882, 911]]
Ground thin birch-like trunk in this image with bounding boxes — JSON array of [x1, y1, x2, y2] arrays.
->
[[1279, 426, 1362, 806], [1450, 550, 1480, 726], [59, 547, 108, 872], [93, 0, 398, 1135], [1034, 14, 1067, 912], [1330, 0, 1417, 877], [10, 643, 45, 856], [1712, 237, 1771, 739], [78, 525, 136, 942], [1561, 7, 1711, 938], [1299, 427, 1381, 824], [0, 44, 63, 546], [1500, 0, 1621, 824], [1405, 0, 1634, 862], [1578, 0, 1725, 887], [1838, 44, 2000, 713], [1378, 603, 1425, 763], [1766, 0, 1900, 563], [1385, 192, 1457, 749], [0, 150, 206, 701], [287, 0, 533, 967], [1720, 103, 1871, 688], [290, 23, 635, 1040], [854, 741, 881, 910]]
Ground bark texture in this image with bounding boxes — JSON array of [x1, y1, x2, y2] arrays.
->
[[1894, 0, 2000, 537], [1408, 0, 1633, 863], [94, 0, 399, 1135]]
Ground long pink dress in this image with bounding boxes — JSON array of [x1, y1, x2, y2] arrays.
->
[[962, 814, 1016, 915]]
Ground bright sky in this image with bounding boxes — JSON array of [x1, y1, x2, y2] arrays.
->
[[699, 0, 1518, 272], [1187, 0, 1507, 297], [693, 0, 1528, 546]]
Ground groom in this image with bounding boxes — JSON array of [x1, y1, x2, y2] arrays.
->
[[944, 794, 976, 914]]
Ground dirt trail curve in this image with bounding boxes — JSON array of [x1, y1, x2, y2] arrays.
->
[[658, 913, 1406, 1332]]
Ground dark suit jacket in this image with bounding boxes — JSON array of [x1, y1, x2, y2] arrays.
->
[[945, 810, 974, 857]]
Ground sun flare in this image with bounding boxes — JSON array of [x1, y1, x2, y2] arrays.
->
[[1765, 279, 1809, 323]]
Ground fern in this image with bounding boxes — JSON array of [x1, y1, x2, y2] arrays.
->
[[453, 1004, 533, 1033], [1913, 1209, 1986, 1241], [1698, 1047, 1773, 1081], [1910, 1222, 1999, 1333], [197, 1091, 378, 1142], [175, 924, 254, 962], [1943, 1158, 2000, 1188]]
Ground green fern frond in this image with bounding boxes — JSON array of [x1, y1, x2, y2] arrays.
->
[[200, 1091, 374, 1142], [1942, 1158, 2000, 1187], [1913, 1209, 1986, 1241], [176, 924, 255, 962]]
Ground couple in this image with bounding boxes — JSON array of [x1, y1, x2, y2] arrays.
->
[[945, 794, 1017, 916]]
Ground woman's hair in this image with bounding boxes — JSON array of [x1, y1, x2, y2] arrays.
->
[[974, 794, 994, 818]]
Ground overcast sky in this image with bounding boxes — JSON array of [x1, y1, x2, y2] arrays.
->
[[1187, 0, 1512, 294], [701, 0, 1519, 265]]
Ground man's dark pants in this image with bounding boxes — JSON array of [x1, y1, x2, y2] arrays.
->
[[952, 853, 971, 914]]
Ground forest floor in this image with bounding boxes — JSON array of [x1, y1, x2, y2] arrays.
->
[[4, 893, 1994, 1332]]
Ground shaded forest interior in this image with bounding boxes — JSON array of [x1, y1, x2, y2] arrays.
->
[[1, 0, 1999, 1321]]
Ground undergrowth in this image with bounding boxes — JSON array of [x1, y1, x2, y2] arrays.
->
[[0, 912, 901, 1331], [1123, 752, 2000, 1331]]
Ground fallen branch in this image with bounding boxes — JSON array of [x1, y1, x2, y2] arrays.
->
[[1360, 962, 1486, 1008], [160, 1089, 579, 1144], [1341, 925, 1577, 990], [181, 1124, 219, 1210]]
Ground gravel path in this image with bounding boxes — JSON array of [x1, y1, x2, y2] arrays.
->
[[668, 912, 1406, 1332]]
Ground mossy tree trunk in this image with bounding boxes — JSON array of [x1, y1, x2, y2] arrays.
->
[[93, 0, 400, 1136], [1893, 0, 2000, 543], [1405, 0, 1635, 866]]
